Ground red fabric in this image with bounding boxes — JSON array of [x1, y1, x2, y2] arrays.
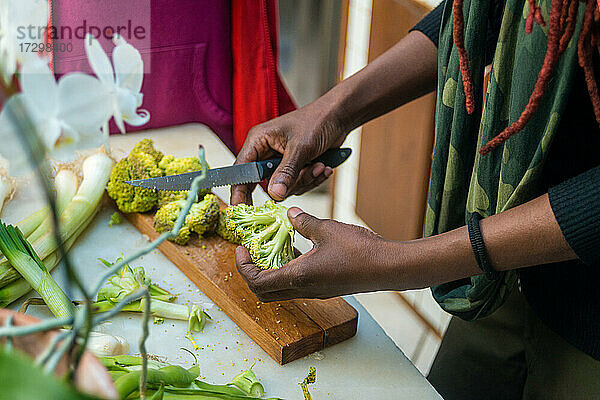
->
[[232, 0, 296, 154]]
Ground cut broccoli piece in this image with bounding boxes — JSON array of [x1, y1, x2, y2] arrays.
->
[[225, 201, 295, 269], [131, 138, 164, 164], [184, 194, 220, 236], [109, 212, 122, 227], [153, 194, 220, 245], [157, 155, 211, 208], [216, 211, 241, 244], [158, 155, 204, 175], [107, 139, 164, 213]]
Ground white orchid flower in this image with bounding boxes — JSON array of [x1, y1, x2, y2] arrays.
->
[[0, 0, 48, 81], [0, 58, 112, 173], [84, 34, 149, 134]]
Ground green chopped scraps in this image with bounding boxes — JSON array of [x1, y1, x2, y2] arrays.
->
[[300, 366, 317, 400], [109, 212, 122, 227], [153, 317, 164, 325], [188, 305, 211, 333], [230, 362, 265, 397], [184, 331, 199, 351]]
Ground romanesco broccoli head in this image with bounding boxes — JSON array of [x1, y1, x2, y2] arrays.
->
[[107, 143, 164, 213], [185, 193, 220, 236], [157, 155, 211, 208], [224, 201, 295, 269], [131, 138, 164, 164], [158, 155, 206, 175], [153, 194, 220, 245], [153, 201, 191, 245], [157, 190, 190, 209]]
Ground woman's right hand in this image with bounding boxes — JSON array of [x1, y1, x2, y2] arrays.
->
[[230, 100, 348, 205]]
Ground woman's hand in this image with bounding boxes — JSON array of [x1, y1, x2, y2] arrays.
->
[[230, 100, 348, 205], [235, 207, 392, 302]]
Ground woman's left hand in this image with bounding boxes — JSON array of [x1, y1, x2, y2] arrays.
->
[[235, 207, 392, 302]]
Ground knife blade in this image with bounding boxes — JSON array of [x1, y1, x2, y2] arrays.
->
[[125, 147, 352, 192]]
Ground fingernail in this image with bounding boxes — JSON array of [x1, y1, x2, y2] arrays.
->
[[288, 207, 303, 219], [270, 183, 287, 199], [324, 167, 333, 177], [312, 163, 325, 177]]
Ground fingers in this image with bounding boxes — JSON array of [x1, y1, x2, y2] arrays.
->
[[267, 141, 313, 201], [230, 182, 256, 205], [287, 207, 325, 241], [230, 126, 279, 205], [236, 247, 323, 302], [288, 164, 333, 196], [235, 246, 296, 293]]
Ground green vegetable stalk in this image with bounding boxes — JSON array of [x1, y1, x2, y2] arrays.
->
[[0, 153, 113, 292], [92, 260, 210, 332], [0, 222, 74, 318], [100, 355, 282, 400], [230, 363, 265, 398], [0, 208, 97, 307], [0, 168, 79, 287], [114, 364, 200, 399]]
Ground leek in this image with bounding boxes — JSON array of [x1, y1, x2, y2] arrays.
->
[[86, 331, 129, 357], [0, 208, 97, 307], [0, 168, 79, 287], [0, 222, 74, 318], [0, 152, 113, 287]]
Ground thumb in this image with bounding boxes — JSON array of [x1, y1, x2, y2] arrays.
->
[[268, 146, 311, 201], [288, 207, 324, 241]]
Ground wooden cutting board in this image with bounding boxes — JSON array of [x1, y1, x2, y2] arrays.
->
[[123, 201, 358, 365]]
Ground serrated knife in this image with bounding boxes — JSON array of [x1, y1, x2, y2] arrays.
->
[[125, 148, 352, 192]]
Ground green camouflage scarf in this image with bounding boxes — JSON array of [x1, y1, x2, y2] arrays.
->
[[427, 0, 586, 320]]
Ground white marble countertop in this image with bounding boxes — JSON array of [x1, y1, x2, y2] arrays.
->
[[4, 124, 441, 399]]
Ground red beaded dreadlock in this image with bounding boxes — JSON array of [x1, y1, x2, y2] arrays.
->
[[452, 0, 600, 155]]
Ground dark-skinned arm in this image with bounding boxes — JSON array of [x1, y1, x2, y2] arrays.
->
[[231, 30, 438, 204], [236, 192, 576, 302]]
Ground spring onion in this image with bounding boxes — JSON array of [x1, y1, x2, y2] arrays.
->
[[0, 168, 79, 287], [0, 222, 74, 317], [91, 260, 211, 332], [230, 363, 265, 398], [86, 331, 129, 357], [0, 208, 97, 307], [114, 364, 200, 398], [0, 152, 113, 289]]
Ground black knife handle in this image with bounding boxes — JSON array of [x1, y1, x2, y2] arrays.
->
[[256, 147, 352, 181]]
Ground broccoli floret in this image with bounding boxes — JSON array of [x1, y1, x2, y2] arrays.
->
[[153, 201, 192, 245], [185, 193, 220, 235], [109, 212, 122, 227], [157, 155, 211, 208], [107, 139, 164, 213], [158, 155, 205, 175], [132, 138, 164, 164], [225, 201, 295, 269], [153, 194, 220, 245], [216, 211, 241, 244]]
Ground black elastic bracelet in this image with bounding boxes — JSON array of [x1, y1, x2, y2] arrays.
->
[[467, 212, 500, 281]]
